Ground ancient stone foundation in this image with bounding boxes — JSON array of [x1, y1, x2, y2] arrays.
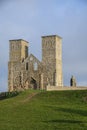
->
[[46, 86, 87, 91]]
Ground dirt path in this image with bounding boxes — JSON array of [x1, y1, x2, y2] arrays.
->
[[22, 92, 39, 103]]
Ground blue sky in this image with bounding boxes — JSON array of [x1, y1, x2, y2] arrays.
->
[[0, 0, 87, 91]]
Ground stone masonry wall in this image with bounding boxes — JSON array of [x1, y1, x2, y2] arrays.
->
[[8, 35, 63, 91], [42, 35, 63, 87]]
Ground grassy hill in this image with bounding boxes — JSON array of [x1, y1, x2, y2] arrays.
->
[[0, 90, 87, 130]]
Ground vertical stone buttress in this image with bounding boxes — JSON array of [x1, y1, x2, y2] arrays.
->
[[8, 39, 28, 91], [42, 35, 63, 88]]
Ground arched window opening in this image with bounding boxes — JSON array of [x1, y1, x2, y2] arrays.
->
[[34, 62, 38, 71], [26, 62, 28, 70]]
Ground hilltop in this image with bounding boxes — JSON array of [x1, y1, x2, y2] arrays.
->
[[0, 90, 87, 130]]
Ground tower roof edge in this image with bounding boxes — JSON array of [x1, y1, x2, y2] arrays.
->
[[9, 39, 29, 43], [41, 35, 62, 39]]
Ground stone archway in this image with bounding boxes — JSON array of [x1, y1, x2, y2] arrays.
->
[[30, 77, 37, 89]]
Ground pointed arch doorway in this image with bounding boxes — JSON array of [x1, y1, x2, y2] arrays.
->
[[30, 77, 37, 89]]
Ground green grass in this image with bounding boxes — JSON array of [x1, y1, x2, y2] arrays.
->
[[0, 90, 87, 130]]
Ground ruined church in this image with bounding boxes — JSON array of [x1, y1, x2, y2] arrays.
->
[[8, 35, 63, 91]]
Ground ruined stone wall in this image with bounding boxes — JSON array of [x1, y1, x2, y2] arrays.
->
[[8, 61, 21, 91], [8, 35, 63, 91], [21, 54, 43, 89], [46, 86, 87, 91]]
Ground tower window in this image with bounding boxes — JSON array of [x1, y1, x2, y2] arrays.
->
[[25, 46, 28, 58], [26, 62, 28, 70]]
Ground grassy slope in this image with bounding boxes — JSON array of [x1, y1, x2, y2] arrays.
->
[[0, 90, 87, 130]]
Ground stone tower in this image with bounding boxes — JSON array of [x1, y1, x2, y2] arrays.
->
[[8, 39, 28, 91], [8, 35, 63, 91], [42, 35, 63, 87]]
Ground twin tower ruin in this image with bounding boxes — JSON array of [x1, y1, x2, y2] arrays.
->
[[8, 35, 63, 91]]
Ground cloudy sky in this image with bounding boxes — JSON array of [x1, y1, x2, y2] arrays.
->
[[0, 0, 87, 91]]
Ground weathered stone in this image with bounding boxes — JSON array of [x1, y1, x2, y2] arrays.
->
[[42, 35, 63, 87], [8, 35, 63, 91]]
